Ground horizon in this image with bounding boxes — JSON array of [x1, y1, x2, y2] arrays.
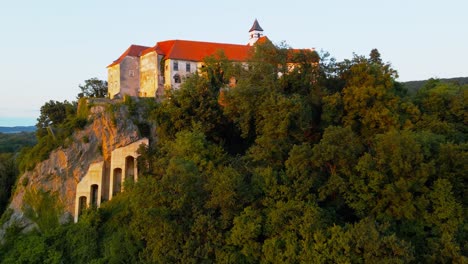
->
[[1, 0, 467, 126], [0, 118, 37, 127]]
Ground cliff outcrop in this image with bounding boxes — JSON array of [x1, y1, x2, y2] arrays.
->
[[2, 99, 144, 234]]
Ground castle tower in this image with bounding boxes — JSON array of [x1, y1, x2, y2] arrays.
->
[[248, 19, 264, 46]]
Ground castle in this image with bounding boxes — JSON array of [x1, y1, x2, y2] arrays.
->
[[107, 19, 267, 99], [74, 20, 268, 221], [77, 20, 314, 221]]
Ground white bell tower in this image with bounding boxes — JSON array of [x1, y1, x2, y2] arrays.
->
[[248, 19, 264, 46]]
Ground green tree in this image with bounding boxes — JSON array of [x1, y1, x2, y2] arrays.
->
[[36, 100, 75, 137], [414, 79, 467, 141], [78, 77, 108, 98], [305, 218, 414, 263], [321, 50, 416, 140]]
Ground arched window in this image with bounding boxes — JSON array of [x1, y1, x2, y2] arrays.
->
[[113, 168, 122, 195], [78, 196, 87, 217], [90, 184, 99, 207], [173, 74, 181, 84], [125, 156, 135, 182]]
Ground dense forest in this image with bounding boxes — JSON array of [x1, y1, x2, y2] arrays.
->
[[0, 42, 466, 263], [403, 77, 468, 94]]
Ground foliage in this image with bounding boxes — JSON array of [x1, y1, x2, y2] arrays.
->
[[78, 77, 108, 98], [0, 154, 18, 215], [22, 188, 64, 232], [0, 132, 35, 217], [0, 132, 36, 153], [403, 76, 468, 94], [17, 96, 90, 172], [1, 45, 467, 263]]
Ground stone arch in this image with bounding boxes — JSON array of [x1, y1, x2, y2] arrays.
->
[[125, 156, 136, 182], [78, 196, 87, 217], [113, 168, 122, 195]]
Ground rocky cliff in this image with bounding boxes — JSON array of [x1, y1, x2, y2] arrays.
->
[[2, 99, 144, 235]]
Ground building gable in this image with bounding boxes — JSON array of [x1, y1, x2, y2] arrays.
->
[[107, 44, 150, 68]]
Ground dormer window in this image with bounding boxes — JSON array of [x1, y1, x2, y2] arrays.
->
[[173, 61, 179, 71]]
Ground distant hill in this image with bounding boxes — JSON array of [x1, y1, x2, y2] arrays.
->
[[0, 126, 36, 134], [402, 77, 468, 94]]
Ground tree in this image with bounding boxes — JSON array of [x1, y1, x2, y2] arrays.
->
[[78, 78, 108, 98], [36, 100, 75, 138], [0, 154, 17, 215]]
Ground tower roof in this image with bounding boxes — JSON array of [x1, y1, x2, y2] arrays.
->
[[249, 19, 264, 32], [107, 44, 150, 67]]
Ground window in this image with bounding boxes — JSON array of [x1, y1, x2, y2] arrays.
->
[[174, 74, 181, 83], [78, 196, 87, 217], [186, 63, 191, 72], [173, 61, 179, 71], [90, 184, 99, 207], [129, 70, 135, 77]]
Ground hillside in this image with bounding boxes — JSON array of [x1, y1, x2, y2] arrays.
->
[[1, 99, 144, 234], [0, 45, 466, 263], [402, 76, 468, 93]]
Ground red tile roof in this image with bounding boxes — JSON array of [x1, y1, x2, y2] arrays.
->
[[153, 40, 252, 62], [108, 37, 310, 67], [255, 36, 270, 45], [107, 44, 150, 68]]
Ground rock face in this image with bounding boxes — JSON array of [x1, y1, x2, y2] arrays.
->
[[3, 100, 144, 234]]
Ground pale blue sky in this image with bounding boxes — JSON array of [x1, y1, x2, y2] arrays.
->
[[0, 0, 467, 126]]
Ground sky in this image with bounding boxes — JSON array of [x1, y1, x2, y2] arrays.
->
[[0, 0, 467, 126]]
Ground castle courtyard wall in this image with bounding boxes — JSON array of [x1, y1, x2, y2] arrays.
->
[[75, 138, 148, 222]]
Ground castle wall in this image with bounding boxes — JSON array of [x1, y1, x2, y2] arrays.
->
[[164, 59, 199, 91], [140, 51, 158, 97], [109, 138, 149, 199], [157, 55, 165, 97], [108, 65, 120, 99], [164, 59, 172, 91], [119, 56, 140, 97], [74, 161, 105, 222]]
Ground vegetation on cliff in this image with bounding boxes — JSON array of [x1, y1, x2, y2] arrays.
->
[[0, 132, 36, 218], [0, 43, 466, 263]]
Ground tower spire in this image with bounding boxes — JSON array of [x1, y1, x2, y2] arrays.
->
[[248, 19, 264, 46]]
